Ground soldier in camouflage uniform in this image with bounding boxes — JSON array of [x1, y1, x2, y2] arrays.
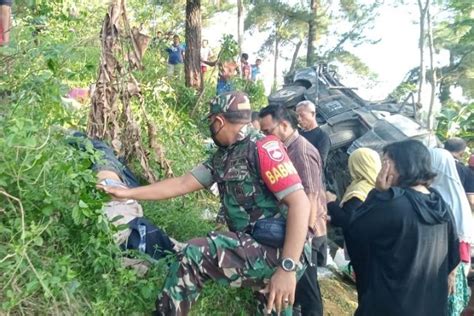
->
[[100, 91, 312, 316]]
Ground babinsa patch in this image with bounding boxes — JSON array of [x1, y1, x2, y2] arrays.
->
[[262, 140, 284, 162], [256, 136, 302, 196]]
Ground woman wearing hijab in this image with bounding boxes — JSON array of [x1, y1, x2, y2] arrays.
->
[[344, 140, 459, 316], [430, 148, 474, 315], [326, 148, 381, 228]]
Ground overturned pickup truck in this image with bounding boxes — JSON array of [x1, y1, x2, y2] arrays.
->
[[268, 64, 438, 196]]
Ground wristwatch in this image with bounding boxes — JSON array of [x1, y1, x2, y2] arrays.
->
[[280, 258, 296, 272]]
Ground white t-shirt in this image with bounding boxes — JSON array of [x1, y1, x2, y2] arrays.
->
[[201, 47, 211, 66]]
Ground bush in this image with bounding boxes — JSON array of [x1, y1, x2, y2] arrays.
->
[[0, 113, 163, 313], [436, 101, 474, 147], [233, 78, 267, 110], [0, 3, 256, 314]]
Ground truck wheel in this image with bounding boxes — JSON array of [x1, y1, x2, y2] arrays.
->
[[268, 85, 307, 108]]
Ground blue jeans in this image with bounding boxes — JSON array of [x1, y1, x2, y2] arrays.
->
[[216, 79, 233, 95], [68, 132, 140, 188]]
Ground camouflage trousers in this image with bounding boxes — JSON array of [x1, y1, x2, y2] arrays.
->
[[155, 231, 309, 316]]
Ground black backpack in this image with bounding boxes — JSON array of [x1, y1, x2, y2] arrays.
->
[[122, 217, 175, 260]]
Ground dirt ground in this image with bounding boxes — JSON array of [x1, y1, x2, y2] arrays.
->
[[320, 276, 358, 315]]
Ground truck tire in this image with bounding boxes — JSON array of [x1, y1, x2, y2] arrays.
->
[[268, 85, 307, 108], [328, 130, 358, 149]]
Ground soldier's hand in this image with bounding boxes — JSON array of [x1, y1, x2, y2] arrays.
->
[[96, 184, 132, 200], [265, 268, 296, 314], [375, 160, 394, 192]]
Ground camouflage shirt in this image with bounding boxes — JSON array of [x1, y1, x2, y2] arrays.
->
[[191, 125, 304, 233]]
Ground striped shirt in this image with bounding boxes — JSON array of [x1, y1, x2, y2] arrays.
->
[[284, 130, 328, 237]]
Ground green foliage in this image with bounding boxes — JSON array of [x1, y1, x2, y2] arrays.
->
[[333, 51, 378, 81], [436, 101, 474, 142], [0, 113, 165, 314], [218, 34, 240, 62], [232, 78, 267, 110], [146, 0, 235, 35], [434, 0, 474, 100], [387, 67, 420, 101], [318, 1, 381, 77], [389, 82, 418, 102], [245, 0, 308, 53], [0, 2, 256, 314], [244, 0, 379, 86]]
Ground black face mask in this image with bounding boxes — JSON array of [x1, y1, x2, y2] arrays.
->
[[209, 118, 226, 148]]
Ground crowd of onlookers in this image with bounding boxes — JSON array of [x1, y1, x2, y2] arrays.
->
[[152, 31, 263, 94], [5, 1, 474, 313], [254, 101, 474, 316], [54, 26, 474, 316], [80, 75, 473, 315]]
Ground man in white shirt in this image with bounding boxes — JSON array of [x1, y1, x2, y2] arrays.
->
[[200, 39, 212, 75]]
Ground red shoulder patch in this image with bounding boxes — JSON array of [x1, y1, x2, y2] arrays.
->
[[256, 136, 302, 195]]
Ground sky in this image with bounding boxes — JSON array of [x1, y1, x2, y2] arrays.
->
[[203, 1, 443, 101]]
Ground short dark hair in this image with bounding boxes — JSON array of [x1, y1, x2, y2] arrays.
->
[[222, 111, 251, 124], [383, 139, 436, 188], [241, 53, 249, 60], [259, 105, 298, 129], [444, 137, 467, 153], [251, 111, 259, 122], [173, 35, 180, 39]]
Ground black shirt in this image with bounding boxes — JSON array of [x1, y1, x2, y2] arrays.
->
[[346, 188, 459, 316], [327, 197, 363, 229], [455, 160, 474, 193], [300, 127, 331, 167]]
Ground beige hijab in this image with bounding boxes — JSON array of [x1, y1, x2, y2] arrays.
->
[[341, 148, 382, 206]]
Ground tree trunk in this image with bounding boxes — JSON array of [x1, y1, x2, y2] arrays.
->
[[87, 0, 172, 182], [416, 0, 429, 107], [426, 5, 437, 129], [306, 0, 317, 66], [185, 0, 202, 90], [237, 0, 243, 55], [290, 39, 303, 74], [273, 32, 280, 92], [439, 51, 453, 104]]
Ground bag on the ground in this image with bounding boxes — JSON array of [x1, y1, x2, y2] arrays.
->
[[122, 217, 175, 260]]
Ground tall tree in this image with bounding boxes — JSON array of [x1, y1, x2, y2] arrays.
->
[[416, 0, 430, 107], [184, 0, 202, 89], [237, 0, 243, 54], [322, 1, 380, 63], [426, 5, 437, 128], [436, 0, 474, 102], [306, 0, 317, 66], [295, 0, 380, 78], [245, 0, 306, 89], [87, 0, 172, 182], [290, 39, 303, 74]]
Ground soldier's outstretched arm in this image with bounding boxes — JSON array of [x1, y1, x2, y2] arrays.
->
[[97, 172, 204, 201]]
